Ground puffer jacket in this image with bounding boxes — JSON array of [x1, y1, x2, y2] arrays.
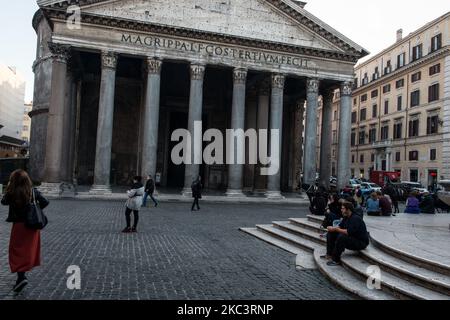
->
[[125, 183, 145, 211]]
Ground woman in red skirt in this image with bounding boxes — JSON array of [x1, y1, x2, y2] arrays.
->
[[1, 170, 49, 293]]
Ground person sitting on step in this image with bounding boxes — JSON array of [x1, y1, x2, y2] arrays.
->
[[321, 201, 370, 266]]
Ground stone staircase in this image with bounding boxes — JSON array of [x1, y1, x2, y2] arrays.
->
[[241, 215, 450, 300]]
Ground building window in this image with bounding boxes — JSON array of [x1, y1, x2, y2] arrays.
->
[[361, 94, 368, 102], [394, 122, 403, 139], [396, 79, 404, 89], [359, 130, 366, 145], [409, 151, 419, 161], [383, 84, 391, 94], [384, 101, 389, 115], [372, 68, 379, 81], [362, 74, 369, 86], [412, 44, 423, 61], [410, 169, 419, 182], [352, 155, 355, 163], [429, 64, 441, 76], [397, 53, 406, 69], [332, 130, 337, 144], [354, 98, 357, 105], [409, 119, 420, 137], [372, 104, 378, 118], [397, 96, 403, 111], [395, 152, 401, 162], [360, 154, 365, 163], [430, 149, 437, 161], [381, 125, 389, 141], [411, 72, 421, 83], [351, 131, 356, 146], [371, 154, 375, 162], [410, 90, 420, 107], [369, 128, 377, 143], [371, 89, 379, 98], [351, 111, 357, 124], [360, 109, 367, 121], [431, 34, 442, 52], [428, 83, 439, 102], [333, 110, 338, 121], [427, 115, 439, 135], [384, 60, 392, 75]]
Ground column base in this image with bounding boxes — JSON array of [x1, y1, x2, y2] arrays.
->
[[265, 191, 285, 200], [89, 185, 112, 195], [181, 188, 192, 197], [39, 182, 63, 196], [225, 189, 246, 198]]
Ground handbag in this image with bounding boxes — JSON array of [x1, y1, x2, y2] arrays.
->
[[25, 189, 48, 230]]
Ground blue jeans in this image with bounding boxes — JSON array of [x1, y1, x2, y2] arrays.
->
[[143, 192, 158, 207]]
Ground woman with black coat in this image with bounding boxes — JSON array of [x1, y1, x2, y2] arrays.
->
[[1, 170, 49, 293]]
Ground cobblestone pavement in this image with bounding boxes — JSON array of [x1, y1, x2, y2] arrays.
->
[[0, 200, 352, 300]]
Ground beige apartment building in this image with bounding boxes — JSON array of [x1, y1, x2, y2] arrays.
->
[[318, 12, 450, 189], [22, 102, 32, 144]]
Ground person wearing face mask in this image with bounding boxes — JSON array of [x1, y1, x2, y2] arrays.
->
[[321, 201, 370, 266]]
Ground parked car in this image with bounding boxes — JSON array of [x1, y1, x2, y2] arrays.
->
[[361, 182, 382, 194], [349, 179, 361, 189]]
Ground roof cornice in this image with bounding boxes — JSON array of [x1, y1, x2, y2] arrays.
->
[[37, 0, 368, 60]]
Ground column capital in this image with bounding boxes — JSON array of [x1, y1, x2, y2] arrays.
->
[[190, 64, 206, 81], [233, 68, 248, 85], [271, 73, 285, 90], [48, 42, 71, 64], [145, 57, 163, 75], [101, 51, 118, 70], [307, 78, 320, 94], [340, 81, 353, 97]]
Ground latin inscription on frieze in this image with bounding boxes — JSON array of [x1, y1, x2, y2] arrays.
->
[[121, 33, 313, 69]]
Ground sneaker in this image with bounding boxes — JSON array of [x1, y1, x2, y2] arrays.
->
[[13, 278, 28, 293], [121, 227, 132, 233], [326, 261, 342, 267], [131, 228, 137, 233]]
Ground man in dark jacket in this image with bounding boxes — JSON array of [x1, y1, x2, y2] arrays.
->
[[377, 191, 392, 217], [191, 176, 202, 211], [143, 175, 158, 207], [322, 201, 370, 266], [419, 192, 435, 214]]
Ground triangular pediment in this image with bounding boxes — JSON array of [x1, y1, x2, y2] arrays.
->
[[38, 0, 368, 58]]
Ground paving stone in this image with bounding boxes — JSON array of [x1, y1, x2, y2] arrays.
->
[[0, 200, 352, 300]]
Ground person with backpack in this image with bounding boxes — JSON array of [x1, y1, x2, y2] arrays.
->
[[143, 175, 158, 208], [1, 170, 49, 293], [191, 176, 203, 211]]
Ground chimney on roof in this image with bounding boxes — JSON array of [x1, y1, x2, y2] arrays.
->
[[396, 29, 403, 42]]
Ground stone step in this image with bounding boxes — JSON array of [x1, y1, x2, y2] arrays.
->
[[240, 228, 316, 270], [341, 253, 450, 300], [369, 232, 450, 276], [255, 224, 319, 253], [272, 221, 326, 245], [313, 249, 396, 300], [289, 218, 324, 232], [307, 215, 325, 225], [361, 245, 450, 296]]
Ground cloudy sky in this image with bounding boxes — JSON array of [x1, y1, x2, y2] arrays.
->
[[0, 0, 449, 102]]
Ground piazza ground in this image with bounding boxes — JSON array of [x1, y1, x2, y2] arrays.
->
[[0, 200, 351, 300]]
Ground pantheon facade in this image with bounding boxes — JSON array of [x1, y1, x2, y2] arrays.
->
[[31, 0, 368, 197]]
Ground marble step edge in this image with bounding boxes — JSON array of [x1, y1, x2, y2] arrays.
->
[[254, 224, 319, 253], [369, 234, 450, 276], [289, 218, 324, 232], [239, 228, 317, 270], [307, 215, 324, 225], [312, 249, 396, 300], [341, 254, 450, 300], [361, 245, 450, 295], [272, 221, 327, 245]]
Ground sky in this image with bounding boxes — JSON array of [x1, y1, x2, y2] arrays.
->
[[0, 0, 449, 102]]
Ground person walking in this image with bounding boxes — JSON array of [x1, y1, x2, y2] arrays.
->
[[143, 175, 158, 208], [191, 176, 202, 211], [122, 176, 145, 233], [1, 170, 49, 293]]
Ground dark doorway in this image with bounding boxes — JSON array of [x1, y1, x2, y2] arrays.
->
[[167, 112, 188, 188]]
